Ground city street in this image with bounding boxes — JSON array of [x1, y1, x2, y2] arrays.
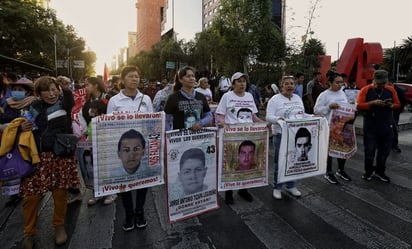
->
[[1, 113, 412, 249]]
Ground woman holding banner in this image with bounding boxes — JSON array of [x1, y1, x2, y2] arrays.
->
[[314, 73, 351, 184], [107, 65, 153, 232], [216, 72, 264, 204], [164, 66, 212, 131], [77, 77, 117, 206], [266, 75, 311, 200]]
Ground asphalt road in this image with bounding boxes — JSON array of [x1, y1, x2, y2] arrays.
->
[[1, 117, 412, 249]]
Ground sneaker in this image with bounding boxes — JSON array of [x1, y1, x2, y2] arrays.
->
[[122, 217, 135, 231], [225, 191, 234, 205], [392, 146, 401, 153], [238, 189, 253, 202], [324, 173, 338, 184], [103, 194, 117, 205], [272, 189, 282, 200], [362, 173, 372, 181], [285, 187, 301, 197], [336, 170, 352, 181], [87, 197, 101, 206], [22, 236, 34, 249], [55, 226, 67, 245], [135, 212, 147, 229], [374, 172, 390, 183]]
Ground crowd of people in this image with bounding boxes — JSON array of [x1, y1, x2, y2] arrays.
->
[[0, 65, 407, 249]]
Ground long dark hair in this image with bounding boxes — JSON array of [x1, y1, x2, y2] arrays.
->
[[173, 66, 195, 92]]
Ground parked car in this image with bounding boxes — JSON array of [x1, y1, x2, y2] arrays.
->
[[394, 83, 412, 112]]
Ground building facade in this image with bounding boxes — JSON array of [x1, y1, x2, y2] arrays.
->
[[201, 0, 284, 33], [161, 0, 203, 42], [136, 0, 164, 54]]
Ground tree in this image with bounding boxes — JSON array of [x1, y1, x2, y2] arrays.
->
[[208, 0, 285, 83], [0, 0, 96, 77], [383, 37, 412, 82], [129, 37, 186, 80]]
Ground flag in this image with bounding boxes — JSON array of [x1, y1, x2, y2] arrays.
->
[[103, 63, 110, 91]]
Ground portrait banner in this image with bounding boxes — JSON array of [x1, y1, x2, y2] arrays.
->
[[328, 103, 357, 159], [218, 122, 269, 191], [91, 112, 165, 197], [76, 141, 93, 189], [277, 117, 329, 183], [166, 128, 218, 223]]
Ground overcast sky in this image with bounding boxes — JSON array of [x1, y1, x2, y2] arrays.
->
[[50, 0, 412, 76]]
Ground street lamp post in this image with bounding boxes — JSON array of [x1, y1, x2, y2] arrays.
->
[[67, 45, 82, 79], [53, 34, 57, 76]]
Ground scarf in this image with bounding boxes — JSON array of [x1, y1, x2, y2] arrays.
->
[[6, 96, 37, 109]]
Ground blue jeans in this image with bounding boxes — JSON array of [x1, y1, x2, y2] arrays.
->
[[273, 134, 295, 189]]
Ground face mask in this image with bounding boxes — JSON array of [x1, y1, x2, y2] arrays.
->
[[11, 91, 26, 101], [88, 109, 96, 117]]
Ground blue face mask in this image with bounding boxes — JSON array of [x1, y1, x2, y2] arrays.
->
[[11, 91, 26, 101]]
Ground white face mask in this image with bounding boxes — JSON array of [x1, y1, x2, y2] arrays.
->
[[88, 109, 96, 117]]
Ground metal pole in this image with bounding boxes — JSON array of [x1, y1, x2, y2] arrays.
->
[[54, 34, 57, 76], [67, 48, 70, 75], [392, 40, 396, 79]]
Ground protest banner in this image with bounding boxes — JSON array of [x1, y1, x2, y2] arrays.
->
[[328, 103, 357, 159], [76, 141, 93, 189], [91, 111, 164, 197], [277, 117, 329, 183], [71, 88, 87, 137], [166, 128, 218, 223], [218, 122, 269, 191]]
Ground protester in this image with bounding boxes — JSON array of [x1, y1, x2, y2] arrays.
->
[[248, 82, 263, 113], [153, 80, 173, 112], [387, 80, 407, 153], [195, 77, 213, 103], [305, 72, 324, 113], [314, 72, 351, 184], [77, 77, 117, 206], [164, 66, 212, 131], [216, 72, 264, 204], [19, 76, 80, 248], [107, 65, 153, 231], [294, 72, 305, 98], [266, 75, 312, 200], [143, 78, 159, 101], [356, 70, 400, 182], [218, 75, 231, 100], [0, 77, 37, 205]]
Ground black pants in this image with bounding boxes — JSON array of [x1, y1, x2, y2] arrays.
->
[[363, 126, 393, 175], [326, 156, 346, 173], [121, 188, 148, 219]]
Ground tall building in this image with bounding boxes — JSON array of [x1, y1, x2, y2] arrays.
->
[[201, 0, 284, 33], [161, 0, 202, 41], [136, 0, 164, 54], [202, 0, 220, 30], [127, 32, 138, 59]]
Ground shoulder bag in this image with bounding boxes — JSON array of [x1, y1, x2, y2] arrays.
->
[[0, 144, 35, 181]]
